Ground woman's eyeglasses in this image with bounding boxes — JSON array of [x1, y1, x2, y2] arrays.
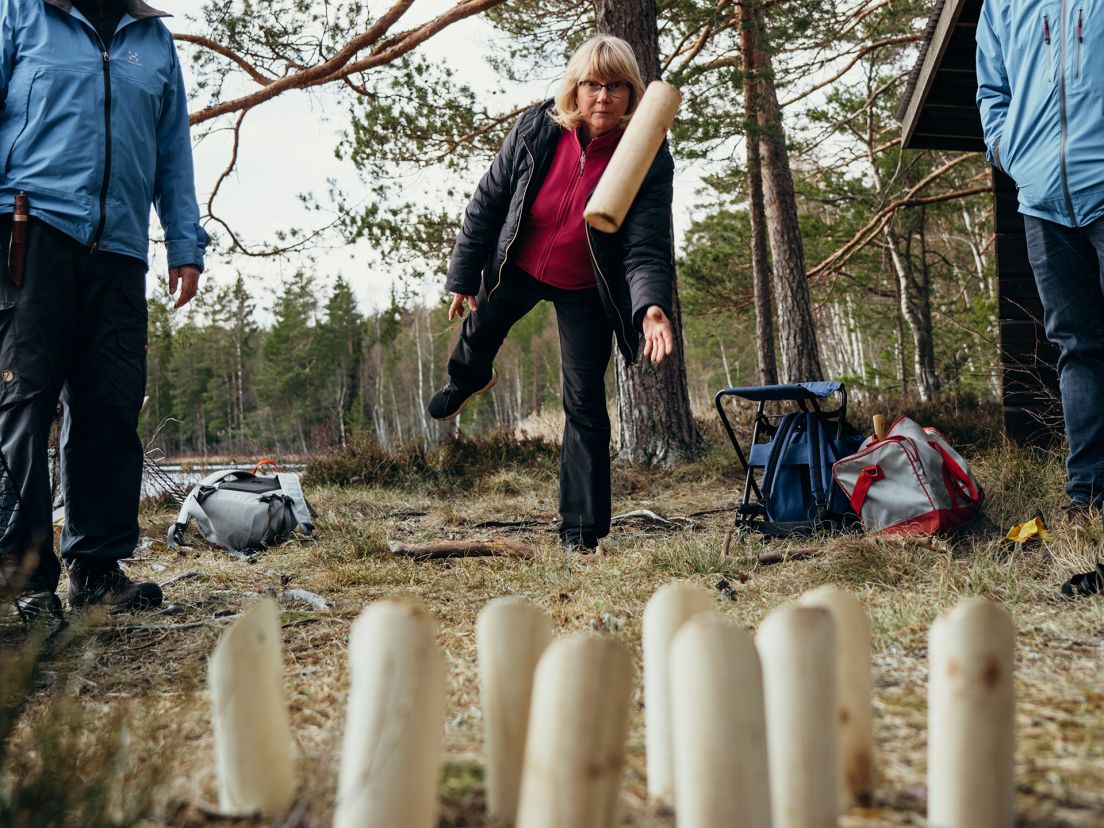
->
[[578, 80, 629, 98]]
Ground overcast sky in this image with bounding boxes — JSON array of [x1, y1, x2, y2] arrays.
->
[[159, 1, 703, 316]]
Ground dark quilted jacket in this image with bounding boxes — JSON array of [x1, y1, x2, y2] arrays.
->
[[445, 100, 675, 364]]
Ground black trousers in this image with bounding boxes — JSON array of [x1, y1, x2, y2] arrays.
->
[[449, 265, 613, 541], [0, 217, 147, 592]]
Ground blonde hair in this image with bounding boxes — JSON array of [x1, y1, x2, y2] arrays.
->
[[550, 35, 648, 131]]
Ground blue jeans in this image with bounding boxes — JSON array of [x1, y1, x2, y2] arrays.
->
[[1024, 214, 1104, 506]]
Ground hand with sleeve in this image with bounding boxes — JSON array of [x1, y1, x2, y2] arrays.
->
[[641, 305, 674, 364]]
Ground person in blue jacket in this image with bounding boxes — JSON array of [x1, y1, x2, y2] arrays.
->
[[978, 0, 1104, 518], [0, 0, 208, 620]]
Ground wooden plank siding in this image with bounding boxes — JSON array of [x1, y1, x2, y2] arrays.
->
[[899, 0, 1062, 446], [899, 0, 979, 147]]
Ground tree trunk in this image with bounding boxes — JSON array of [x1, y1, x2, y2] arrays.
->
[[596, 0, 705, 466], [915, 208, 941, 400], [745, 3, 822, 382], [889, 260, 909, 396], [741, 2, 778, 387], [885, 223, 939, 402], [413, 310, 432, 441], [594, 0, 660, 81]]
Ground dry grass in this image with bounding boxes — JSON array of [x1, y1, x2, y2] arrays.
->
[[1, 441, 1102, 827]]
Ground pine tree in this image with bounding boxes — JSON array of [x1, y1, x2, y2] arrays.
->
[[257, 273, 321, 454], [317, 276, 364, 448]]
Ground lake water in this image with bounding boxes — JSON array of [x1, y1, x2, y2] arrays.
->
[[141, 462, 306, 500]]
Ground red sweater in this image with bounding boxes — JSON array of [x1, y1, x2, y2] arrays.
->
[[513, 126, 623, 290]]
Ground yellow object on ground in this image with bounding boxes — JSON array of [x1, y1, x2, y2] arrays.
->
[[1005, 516, 1052, 543]]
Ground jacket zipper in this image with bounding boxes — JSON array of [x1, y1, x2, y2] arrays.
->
[[1057, 0, 1078, 225], [488, 144, 534, 300], [535, 146, 586, 278], [1044, 15, 1054, 82], [585, 223, 629, 353], [1076, 8, 1083, 79], [91, 46, 112, 253]]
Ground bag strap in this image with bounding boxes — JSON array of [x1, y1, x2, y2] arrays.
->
[[196, 468, 250, 488], [807, 412, 827, 514], [849, 464, 885, 515], [167, 490, 221, 550], [276, 473, 316, 534], [761, 413, 800, 506]]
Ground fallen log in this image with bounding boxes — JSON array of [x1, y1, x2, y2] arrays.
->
[[388, 539, 535, 561], [756, 546, 824, 565], [471, 518, 552, 529]]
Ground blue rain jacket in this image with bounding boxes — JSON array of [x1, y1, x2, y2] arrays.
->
[[0, 0, 207, 268], [977, 0, 1104, 228]]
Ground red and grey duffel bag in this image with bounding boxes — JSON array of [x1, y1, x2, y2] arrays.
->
[[831, 416, 982, 535]]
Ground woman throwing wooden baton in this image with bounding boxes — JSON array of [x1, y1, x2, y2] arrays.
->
[[427, 35, 675, 553]]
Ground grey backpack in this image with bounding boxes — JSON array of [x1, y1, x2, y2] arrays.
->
[[167, 470, 316, 557]]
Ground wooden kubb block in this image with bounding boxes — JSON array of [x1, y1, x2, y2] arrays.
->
[[756, 605, 839, 828], [927, 598, 1015, 828], [799, 585, 875, 810], [643, 581, 714, 804], [477, 596, 554, 825], [516, 633, 634, 828], [208, 598, 296, 817], [670, 614, 771, 828], [333, 599, 447, 828]]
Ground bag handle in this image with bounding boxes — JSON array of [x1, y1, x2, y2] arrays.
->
[[253, 458, 281, 475], [932, 442, 980, 507], [849, 464, 885, 515]]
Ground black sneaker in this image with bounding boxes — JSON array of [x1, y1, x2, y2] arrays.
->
[[562, 533, 600, 554], [1060, 563, 1104, 598], [15, 589, 65, 626], [427, 370, 498, 420], [66, 560, 163, 612]]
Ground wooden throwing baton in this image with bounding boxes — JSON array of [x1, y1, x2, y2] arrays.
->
[[8, 192, 28, 288]]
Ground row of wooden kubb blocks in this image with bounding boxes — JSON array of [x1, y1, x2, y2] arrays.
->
[[207, 587, 1015, 827]]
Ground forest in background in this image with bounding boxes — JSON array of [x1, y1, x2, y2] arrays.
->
[[146, 0, 1002, 458]]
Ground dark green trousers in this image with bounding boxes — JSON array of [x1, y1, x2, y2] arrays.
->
[[0, 216, 147, 592]]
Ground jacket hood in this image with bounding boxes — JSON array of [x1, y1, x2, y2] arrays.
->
[[44, 0, 169, 19]]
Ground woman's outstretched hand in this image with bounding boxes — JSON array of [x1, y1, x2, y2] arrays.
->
[[642, 305, 674, 365], [449, 293, 478, 320]]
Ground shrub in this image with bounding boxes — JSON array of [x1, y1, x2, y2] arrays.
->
[[305, 430, 561, 489], [848, 392, 1005, 449]]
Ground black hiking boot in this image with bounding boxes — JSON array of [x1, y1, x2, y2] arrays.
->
[[1059, 500, 1099, 525], [427, 370, 498, 420], [15, 589, 66, 626], [66, 559, 163, 612]]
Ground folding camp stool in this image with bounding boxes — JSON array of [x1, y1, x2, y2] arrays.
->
[[713, 381, 864, 537]]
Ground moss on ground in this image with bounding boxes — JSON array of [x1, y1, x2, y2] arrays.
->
[[1, 435, 1102, 826]]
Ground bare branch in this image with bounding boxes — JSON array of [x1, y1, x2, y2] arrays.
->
[[781, 35, 918, 108], [808, 182, 990, 281], [427, 101, 536, 162], [173, 33, 276, 86], [188, 0, 507, 125], [202, 109, 340, 257]]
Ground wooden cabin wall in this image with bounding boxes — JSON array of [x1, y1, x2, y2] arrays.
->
[[993, 169, 1063, 446]]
